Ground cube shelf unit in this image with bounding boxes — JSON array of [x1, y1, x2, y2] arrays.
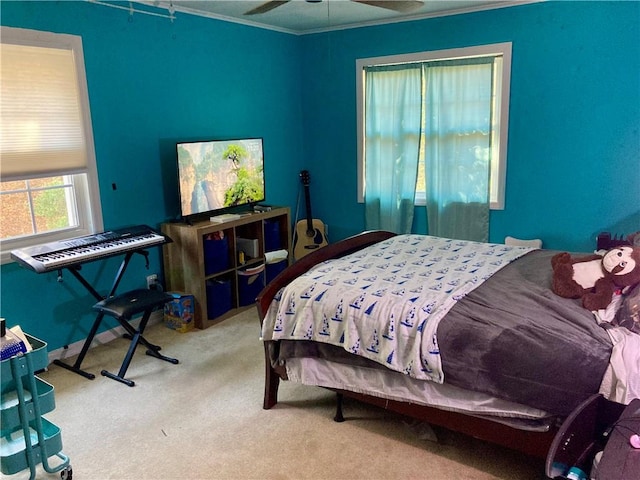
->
[[162, 207, 291, 329]]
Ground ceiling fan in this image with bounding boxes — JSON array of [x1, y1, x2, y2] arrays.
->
[[245, 1, 425, 16]]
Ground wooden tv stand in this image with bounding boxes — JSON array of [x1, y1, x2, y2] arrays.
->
[[162, 207, 291, 329]]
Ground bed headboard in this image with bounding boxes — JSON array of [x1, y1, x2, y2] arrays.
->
[[596, 232, 637, 251]]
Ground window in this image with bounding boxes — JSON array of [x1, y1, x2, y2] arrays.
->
[[0, 27, 103, 264], [356, 43, 511, 210]]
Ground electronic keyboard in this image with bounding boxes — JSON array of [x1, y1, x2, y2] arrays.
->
[[10, 225, 169, 273]]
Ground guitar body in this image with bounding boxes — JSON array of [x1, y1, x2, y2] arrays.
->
[[293, 218, 328, 260], [293, 170, 328, 261]]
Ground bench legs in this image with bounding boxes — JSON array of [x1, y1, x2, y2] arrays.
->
[[100, 307, 178, 387]]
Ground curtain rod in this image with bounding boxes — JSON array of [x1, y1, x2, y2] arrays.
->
[[88, 1, 176, 22]]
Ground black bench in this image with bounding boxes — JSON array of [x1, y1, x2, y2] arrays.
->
[[93, 289, 179, 386]]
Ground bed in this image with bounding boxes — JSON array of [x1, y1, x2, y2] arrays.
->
[[256, 231, 636, 461]]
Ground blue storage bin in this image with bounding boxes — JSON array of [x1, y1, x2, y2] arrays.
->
[[204, 236, 229, 275], [238, 265, 265, 307], [264, 220, 281, 252], [206, 279, 232, 319], [266, 259, 287, 284]]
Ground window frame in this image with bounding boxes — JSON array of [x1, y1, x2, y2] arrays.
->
[[0, 26, 103, 265], [356, 42, 512, 210]]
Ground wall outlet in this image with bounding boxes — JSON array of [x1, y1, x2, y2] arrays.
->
[[146, 274, 158, 289]]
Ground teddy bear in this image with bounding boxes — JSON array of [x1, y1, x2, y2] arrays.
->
[[551, 246, 640, 311]]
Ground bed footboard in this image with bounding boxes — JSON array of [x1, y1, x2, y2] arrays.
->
[[256, 230, 397, 408]]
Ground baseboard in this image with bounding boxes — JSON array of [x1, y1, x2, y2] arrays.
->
[[47, 310, 164, 363]]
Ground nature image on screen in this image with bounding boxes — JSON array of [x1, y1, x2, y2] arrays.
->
[[177, 138, 265, 217]]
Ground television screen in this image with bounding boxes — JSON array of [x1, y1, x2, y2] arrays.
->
[[176, 137, 265, 219]]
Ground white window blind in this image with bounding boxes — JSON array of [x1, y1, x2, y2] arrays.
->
[[0, 26, 103, 265], [1, 40, 88, 180]]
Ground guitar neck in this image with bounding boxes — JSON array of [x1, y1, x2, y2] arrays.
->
[[304, 185, 314, 234]]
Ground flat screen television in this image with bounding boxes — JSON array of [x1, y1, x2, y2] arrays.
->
[[176, 137, 265, 220]]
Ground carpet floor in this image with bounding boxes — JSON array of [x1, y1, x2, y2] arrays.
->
[[13, 308, 546, 479]]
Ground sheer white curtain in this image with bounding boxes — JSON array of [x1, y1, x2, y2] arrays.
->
[[364, 64, 422, 234], [423, 59, 493, 242]]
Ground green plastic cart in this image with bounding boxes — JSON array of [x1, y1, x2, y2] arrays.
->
[[1, 334, 72, 480]]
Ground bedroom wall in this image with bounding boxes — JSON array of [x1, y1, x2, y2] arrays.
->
[[299, 0, 640, 251], [0, 1, 303, 349], [1, 1, 638, 351]]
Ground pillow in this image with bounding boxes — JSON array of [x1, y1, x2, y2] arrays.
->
[[504, 236, 542, 248], [613, 283, 640, 334]]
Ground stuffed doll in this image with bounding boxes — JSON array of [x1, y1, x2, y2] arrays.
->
[[551, 246, 640, 311]]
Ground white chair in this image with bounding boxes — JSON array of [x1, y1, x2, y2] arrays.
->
[[504, 236, 542, 249]]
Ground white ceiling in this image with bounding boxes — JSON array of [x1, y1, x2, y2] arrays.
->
[[134, 0, 538, 34]]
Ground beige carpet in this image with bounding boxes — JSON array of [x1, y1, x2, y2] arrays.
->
[[20, 308, 546, 479]]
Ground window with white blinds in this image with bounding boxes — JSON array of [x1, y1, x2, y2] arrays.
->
[[0, 27, 103, 264], [1, 42, 88, 180]]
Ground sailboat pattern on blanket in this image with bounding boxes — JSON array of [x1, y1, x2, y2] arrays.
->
[[261, 235, 533, 384]]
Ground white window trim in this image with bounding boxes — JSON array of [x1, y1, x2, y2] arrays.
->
[[356, 42, 511, 210], [0, 27, 103, 264]]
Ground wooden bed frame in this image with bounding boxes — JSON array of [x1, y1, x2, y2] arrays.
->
[[256, 231, 558, 460]]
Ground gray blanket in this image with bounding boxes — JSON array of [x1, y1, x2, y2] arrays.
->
[[275, 250, 612, 417], [438, 249, 611, 415]]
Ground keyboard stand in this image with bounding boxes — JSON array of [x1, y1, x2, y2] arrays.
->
[[52, 249, 163, 380]]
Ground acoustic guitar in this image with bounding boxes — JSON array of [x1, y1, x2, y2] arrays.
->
[[293, 170, 328, 260]]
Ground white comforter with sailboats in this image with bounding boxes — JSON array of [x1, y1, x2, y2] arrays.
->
[[261, 234, 532, 384]]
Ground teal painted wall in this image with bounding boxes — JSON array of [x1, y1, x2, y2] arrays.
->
[[0, 1, 303, 349], [1, 1, 639, 351], [299, 1, 639, 248]]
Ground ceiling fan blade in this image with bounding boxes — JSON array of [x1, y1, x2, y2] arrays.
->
[[245, 1, 291, 15], [353, 1, 424, 13]]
